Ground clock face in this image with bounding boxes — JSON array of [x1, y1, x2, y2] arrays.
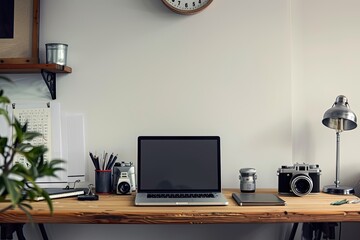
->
[[161, 0, 213, 15]]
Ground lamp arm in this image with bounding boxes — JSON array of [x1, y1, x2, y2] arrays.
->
[[335, 131, 341, 187]]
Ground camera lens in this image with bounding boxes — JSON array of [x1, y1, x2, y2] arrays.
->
[[118, 182, 131, 194], [290, 175, 313, 196]]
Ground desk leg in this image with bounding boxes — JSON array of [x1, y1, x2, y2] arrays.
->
[[302, 222, 337, 240], [288, 222, 298, 240], [38, 223, 49, 240], [0, 223, 48, 240], [0, 223, 26, 240]]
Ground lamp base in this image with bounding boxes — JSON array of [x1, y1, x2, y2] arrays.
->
[[323, 185, 354, 195]]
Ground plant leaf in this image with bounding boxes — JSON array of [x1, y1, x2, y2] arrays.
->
[[18, 203, 33, 222], [3, 176, 21, 206], [22, 131, 42, 142], [0, 137, 7, 154], [0, 76, 12, 83], [0, 108, 11, 125], [0, 204, 14, 214], [0, 89, 63, 218]]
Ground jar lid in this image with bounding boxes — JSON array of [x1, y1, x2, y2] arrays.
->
[[239, 168, 256, 175]]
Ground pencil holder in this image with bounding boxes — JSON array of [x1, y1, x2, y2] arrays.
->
[[95, 170, 112, 193]]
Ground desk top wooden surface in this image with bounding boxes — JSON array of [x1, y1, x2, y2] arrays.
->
[[1, 189, 360, 224]]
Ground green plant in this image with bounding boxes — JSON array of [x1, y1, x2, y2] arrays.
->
[[0, 87, 64, 218]]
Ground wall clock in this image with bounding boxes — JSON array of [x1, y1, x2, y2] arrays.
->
[[161, 0, 213, 15]]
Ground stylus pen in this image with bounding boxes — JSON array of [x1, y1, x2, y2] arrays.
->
[[89, 152, 98, 170], [105, 153, 114, 170], [90, 152, 100, 170], [95, 156, 100, 170], [102, 152, 108, 170], [108, 154, 118, 170]]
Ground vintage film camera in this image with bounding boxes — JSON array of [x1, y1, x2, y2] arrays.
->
[[277, 163, 321, 197], [112, 161, 136, 195]]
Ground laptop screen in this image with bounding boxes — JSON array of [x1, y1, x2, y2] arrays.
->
[[137, 136, 221, 193]]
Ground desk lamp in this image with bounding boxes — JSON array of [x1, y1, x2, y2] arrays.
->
[[322, 95, 357, 195]]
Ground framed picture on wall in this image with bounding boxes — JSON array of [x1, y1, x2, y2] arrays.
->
[[0, 0, 39, 64]]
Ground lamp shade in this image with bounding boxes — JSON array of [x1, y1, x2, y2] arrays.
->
[[322, 95, 357, 131]]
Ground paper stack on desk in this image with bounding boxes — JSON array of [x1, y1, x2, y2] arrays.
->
[[34, 188, 87, 201]]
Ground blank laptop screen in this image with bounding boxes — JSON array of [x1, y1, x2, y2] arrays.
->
[[137, 136, 221, 193]]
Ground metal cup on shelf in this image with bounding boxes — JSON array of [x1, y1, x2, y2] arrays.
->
[[46, 43, 68, 65]]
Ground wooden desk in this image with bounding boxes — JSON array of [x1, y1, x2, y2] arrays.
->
[[1, 189, 360, 224]]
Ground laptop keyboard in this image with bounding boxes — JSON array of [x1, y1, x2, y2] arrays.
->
[[147, 193, 215, 198]]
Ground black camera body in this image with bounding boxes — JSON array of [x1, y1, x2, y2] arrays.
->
[[278, 163, 321, 196]]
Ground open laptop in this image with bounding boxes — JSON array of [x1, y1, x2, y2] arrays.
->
[[135, 136, 228, 206]]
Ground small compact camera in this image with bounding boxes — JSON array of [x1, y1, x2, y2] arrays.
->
[[277, 163, 321, 197], [113, 161, 136, 195]]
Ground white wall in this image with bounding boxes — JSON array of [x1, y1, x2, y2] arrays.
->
[[291, 1, 360, 238], [292, 0, 360, 188], [2, 0, 360, 239], [2, 0, 292, 189]]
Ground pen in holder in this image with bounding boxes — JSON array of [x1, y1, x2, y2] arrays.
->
[[95, 170, 112, 194]]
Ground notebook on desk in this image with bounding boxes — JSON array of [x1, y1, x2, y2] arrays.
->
[[135, 136, 228, 206], [232, 193, 286, 206]]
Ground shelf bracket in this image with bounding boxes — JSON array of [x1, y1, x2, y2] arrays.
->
[[41, 70, 56, 100]]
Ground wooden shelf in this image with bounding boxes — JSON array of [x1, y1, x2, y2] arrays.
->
[[0, 63, 72, 99], [0, 63, 72, 74]]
